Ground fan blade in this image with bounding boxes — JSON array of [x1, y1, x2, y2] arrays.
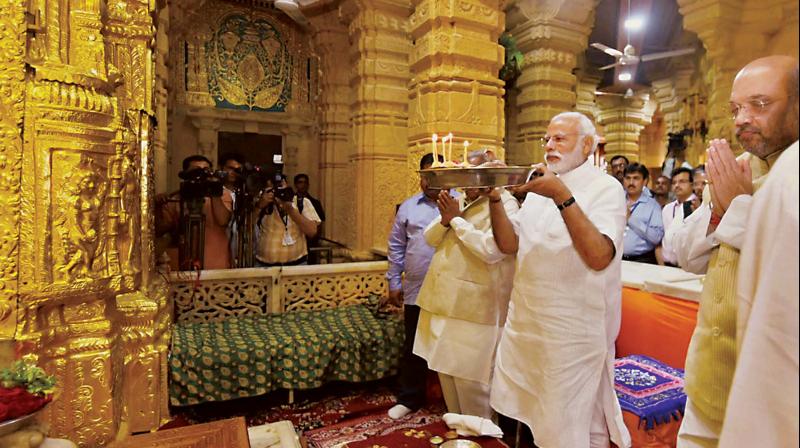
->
[[599, 62, 621, 70], [640, 47, 696, 62], [594, 91, 624, 97], [591, 43, 623, 58]]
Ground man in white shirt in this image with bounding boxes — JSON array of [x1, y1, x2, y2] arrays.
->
[[413, 150, 518, 419], [719, 141, 798, 447], [486, 112, 630, 448], [660, 167, 697, 267]]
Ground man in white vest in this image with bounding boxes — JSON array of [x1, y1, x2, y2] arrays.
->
[[413, 150, 519, 419], [486, 112, 631, 448]]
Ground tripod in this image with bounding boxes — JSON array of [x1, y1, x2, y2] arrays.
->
[[179, 196, 206, 270], [232, 188, 257, 268]]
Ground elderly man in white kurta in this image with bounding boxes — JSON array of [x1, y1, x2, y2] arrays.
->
[[486, 112, 630, 448], [413, 150, 519, 419]]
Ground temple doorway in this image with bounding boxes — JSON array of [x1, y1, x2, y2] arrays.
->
[[218, 132, 283, 169]]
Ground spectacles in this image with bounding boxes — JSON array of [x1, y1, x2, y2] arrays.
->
[[673, 179, 692, 184], [540, 133, 582, 146], [730, 99, 773, 119]]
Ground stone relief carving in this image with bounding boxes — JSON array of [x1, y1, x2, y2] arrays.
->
[[54, 154, 109, 282]]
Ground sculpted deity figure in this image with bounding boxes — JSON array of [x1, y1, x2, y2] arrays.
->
[[57, 157, 108, 280]]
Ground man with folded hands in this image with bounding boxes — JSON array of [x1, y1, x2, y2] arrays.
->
[[413, 149, 519, 420], [486, 112, 631, 448]]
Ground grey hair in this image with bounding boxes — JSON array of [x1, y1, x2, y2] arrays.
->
[[551, 111, 600, 154]]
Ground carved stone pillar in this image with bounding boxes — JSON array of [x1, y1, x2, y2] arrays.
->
[[677, 0, 798, 145], [347, 0, 413, 255], [408, 0, 505, 171], [192, 118, 222, 162], [575, 74, 601, 126], [597, 96, 656, 162], [5, 0, 168, 445], [0, 0, 26, 341], [506, 0, 595, 165], [310, 12, 352, 247]]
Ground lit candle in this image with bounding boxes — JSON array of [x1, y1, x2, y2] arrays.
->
[[431, 133, 438, 164], [463, 140, 469, 165], [447, 133, 453, 163], [441, 134, 448, 164]]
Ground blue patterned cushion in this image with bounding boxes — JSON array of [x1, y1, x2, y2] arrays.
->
[[614, 355, 686, 429]]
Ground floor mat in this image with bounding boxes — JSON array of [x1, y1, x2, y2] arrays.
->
[[304, 404, 446, 448]]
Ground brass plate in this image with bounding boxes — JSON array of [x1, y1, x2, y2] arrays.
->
[[440, 440, 482, 448], [419, 166, 536, 189]]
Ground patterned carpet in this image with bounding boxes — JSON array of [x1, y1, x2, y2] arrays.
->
[[304, 405, 445, 448]]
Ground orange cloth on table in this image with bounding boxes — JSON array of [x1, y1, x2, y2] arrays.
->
[[616, 287, 699, 369]]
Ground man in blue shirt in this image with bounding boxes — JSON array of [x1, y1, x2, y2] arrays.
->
[[622, 162, 664, 264], [386, 152, 446, 419]]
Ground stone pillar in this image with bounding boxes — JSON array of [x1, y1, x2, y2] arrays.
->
[[597, 96, 656, 162], [347, 0, 413, 256], [5, 0, 169, 444], [575, 74, 601, 125], [506, 0, 595, 165], [408, 0, 505, 172], [678, 0, 799, 146], [192, 118, 221, 163], [311, 12, 352, 246], [0, 0, 26, 341]]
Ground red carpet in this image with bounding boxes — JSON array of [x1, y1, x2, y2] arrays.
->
[[346, 420, 510, 448], [304, 404, 446, 448]]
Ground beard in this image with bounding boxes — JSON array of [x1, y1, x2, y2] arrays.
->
[[737, 108, 800, 158], [546, 144, 586, 174]]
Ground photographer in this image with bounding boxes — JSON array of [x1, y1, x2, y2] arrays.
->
[[155, 155, 233, 270], [254, 174, 320, 267]]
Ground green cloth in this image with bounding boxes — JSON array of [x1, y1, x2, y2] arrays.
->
[[169, 304, 404, 406]]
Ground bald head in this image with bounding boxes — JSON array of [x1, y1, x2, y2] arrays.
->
[[731, 55, 799, 158]]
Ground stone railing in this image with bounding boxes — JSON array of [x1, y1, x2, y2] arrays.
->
[[169, 261, 389, 323]]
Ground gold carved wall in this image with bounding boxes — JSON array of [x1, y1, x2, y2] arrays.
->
[[1, 0, 170, 445]]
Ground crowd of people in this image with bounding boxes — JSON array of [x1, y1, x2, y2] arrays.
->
[[154, 154, 326, 271], [386, 55, 798, 448]]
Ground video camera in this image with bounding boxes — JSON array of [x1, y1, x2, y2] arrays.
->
[[240, 154, 294, 202], [178, 167, 226, 199]]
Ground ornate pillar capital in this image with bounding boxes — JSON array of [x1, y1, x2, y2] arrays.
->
[[504, 0, 595, 165], [597, 96, 656, 162]]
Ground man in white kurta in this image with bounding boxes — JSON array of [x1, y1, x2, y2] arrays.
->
[[413, 172, 518, 418], [718, 141, 799, 447], [487, 112, 630, 448]]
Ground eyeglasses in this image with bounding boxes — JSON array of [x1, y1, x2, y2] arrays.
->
[[730, 99, 773, 120], [673, 179, 692, 184], [540, 133, 582, 146]]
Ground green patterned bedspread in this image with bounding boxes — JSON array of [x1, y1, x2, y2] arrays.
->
[[169, 304, 404, 406]]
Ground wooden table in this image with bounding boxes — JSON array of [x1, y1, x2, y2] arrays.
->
[[112, 417, 250, 448]]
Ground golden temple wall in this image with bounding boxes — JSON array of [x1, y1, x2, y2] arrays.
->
[[0, 0, 171, 445]]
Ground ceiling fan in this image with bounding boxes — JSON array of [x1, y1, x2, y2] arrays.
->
[[594, 88, 649, 100], [590, 0, 695, 71], [590, 42, 695, 71]]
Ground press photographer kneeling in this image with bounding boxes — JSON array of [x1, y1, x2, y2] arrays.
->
[[255, 174, 321, 267], [155, 155, 233, 270]]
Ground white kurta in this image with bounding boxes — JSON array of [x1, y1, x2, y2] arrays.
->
[[719, 141, 799, 447], [490, 160, 630, 448], [414, 191, 518, 385]]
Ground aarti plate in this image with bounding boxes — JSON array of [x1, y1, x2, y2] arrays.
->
[[419, 166, 538, 189]]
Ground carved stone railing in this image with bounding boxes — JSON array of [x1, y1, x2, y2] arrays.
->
[[169, 261, 388, 323]]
